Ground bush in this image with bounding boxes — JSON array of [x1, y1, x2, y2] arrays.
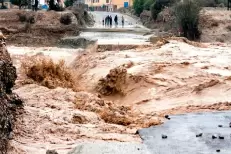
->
[[64, 0, 73, 7], [17, 13, 27, 22], [226, 25, 231, 31], [60, 14, 72, 25], [144, 0, 155, 10], [0, 5, 7, 9], [21, 56, 78, 91], [174, 0, 201, 40], [150, 0, 172, 20], [17, 13, 36, 24], [195, 0, 216, 7], [27, 16, 35, 24], [133, 0, 145, 16], [151, 1, 162, 20], [10, 0, 20, 5]]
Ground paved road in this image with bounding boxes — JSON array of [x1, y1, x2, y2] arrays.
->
[[80, 11, 151, 45], [89, 11, 144, 29], [139, 111, 231, 154], [68, 111, 231, 154], [68, 141, 148, 154]]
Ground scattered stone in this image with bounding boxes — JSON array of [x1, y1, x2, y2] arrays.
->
[[135, 130, 139, 134], [0, 37, 23, 152], [72, 113, 89, 124], [219, 136, 224, 139], [216, 149, 220, 152], [218, 125, 223, 127], [164, 115, 170, 120], [46, 150, 58, 154], [212, 135, 217, 139], [196, 133, 203, 137], [162, 134, 168, 139]]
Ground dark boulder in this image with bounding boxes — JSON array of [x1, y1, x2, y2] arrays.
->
[[0, 39, 23, 154]]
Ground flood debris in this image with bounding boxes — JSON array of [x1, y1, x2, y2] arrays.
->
[[212, 135, 217, 139], [196, 133, 203, 137], [162, 134, 168, 139], [164, 115, 171, 120], [218, 136, 224, 140], [46, 150, 58, 154]]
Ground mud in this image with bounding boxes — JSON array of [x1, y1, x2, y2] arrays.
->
[[4, 8, 231, 154], [0, 9, 94, 47]]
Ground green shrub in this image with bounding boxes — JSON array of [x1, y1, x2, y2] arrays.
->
[[0, 5, 7, 9], [60, 14, 72, 25], [144, 0, 154, 10], [64, 0, 73, 7], [150, 0, 173, 20], [174, 0, 201, 40], [10, 0, 20, 5], [151, 1, 162, 20], [133, 0, 145, 16]]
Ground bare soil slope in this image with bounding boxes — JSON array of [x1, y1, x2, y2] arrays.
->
[[200, 7, 231, 43], [0, 9, 93, 47]]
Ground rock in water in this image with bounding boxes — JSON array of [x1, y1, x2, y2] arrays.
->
[[0, 30, 6, 40], [46, 150, 59, 154], [162, 134, 168, 139], [196, 133, 203, 137], [0, 38, 23, 153]]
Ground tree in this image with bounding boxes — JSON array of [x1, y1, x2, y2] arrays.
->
[[150, 0, 172, 20], [174, 0, 201, 40], [133, 0, 145, 16], [144, 0, 155, 10], [64, 0, 74, 7], [151, 0, 162, 20]]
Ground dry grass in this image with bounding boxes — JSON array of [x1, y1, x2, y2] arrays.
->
[[211, 21, 219, 27], [21, 56, 80, 91], [226, 25, 231, 31], [99, 109, 132, 126], [216, 37, 225, 43], [60, 14, 72, 25]]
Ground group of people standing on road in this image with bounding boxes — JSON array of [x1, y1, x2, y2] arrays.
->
[[102, 15, 125, 28]]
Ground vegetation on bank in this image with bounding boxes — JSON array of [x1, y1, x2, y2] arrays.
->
[[132, 0, 227, 40]]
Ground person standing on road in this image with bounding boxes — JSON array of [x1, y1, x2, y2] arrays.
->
[[122, 16, 124, 28], [106, 15, 109, 27], [109, 16, 112, 28], [32, 0, 39, 11], [105, 16, 107, 27], [102, 19, 104, 26], [114, 15, 118, 27]]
